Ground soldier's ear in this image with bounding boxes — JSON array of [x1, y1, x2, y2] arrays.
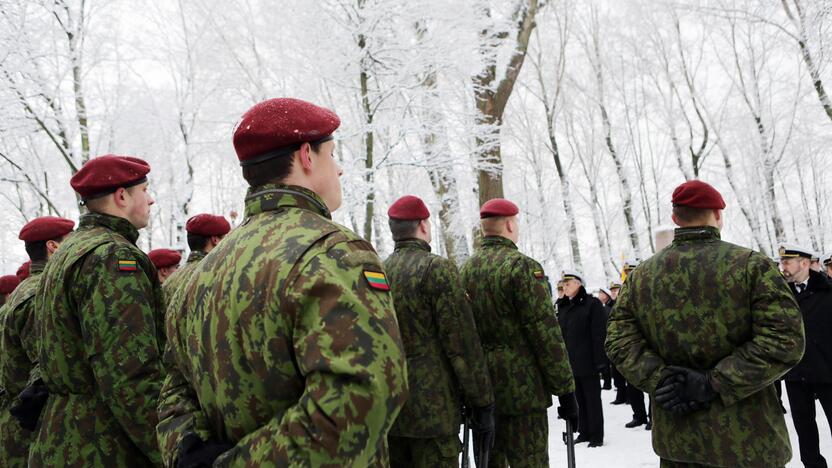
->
[[298, 143, 313, 171]]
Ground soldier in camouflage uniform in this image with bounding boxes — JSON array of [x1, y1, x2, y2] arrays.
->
[[460, 198, 577, 468], [156, 98, 407, 467], [0, 275, 20, 305], [383, 195, 494, 467], [606, 180, 805, 468], [0, 217, 74, 468], [161, 213, 230, 298], [29, 155, 166, 467], [148, 249, 181, 285]]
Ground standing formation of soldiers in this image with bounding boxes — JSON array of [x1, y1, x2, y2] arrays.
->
[[0, 98, 827, 468]]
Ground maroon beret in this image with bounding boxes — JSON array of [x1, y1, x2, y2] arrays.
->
[[671, 180, 726, 210], [233, 98, 340, 166], [70, 155, 151, 200], [148, 249, 181, 269], [388, 195, 430, 221], [19, 216, 75, 242], [480, 198, 519, 219], [0, 275, 20, 294], [16, 261, 30, 281], [185, 214, 231, 237]]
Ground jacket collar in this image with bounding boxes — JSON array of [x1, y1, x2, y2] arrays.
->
[[394, 238, 431, 253], [244, 183, 330, 219], [79, 212, 140, 245], [481, 235, 518, 250], [29, 259, 47, 275], [673, 226, 721, 244], [186, 250, 207, 264]]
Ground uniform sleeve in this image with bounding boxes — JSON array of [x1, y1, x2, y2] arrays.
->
[[0, 299, 34, 397], [512, 258, 575, 396], [215, 238, 408, 466], [156, 280, 213, 468], [430, 258, 494, 408], [78, 246, 164, 464], [589, 298, 608, 370], [710, 254, 805, 406], [156, 343, 212, 467], [605, 273, 668, 393]]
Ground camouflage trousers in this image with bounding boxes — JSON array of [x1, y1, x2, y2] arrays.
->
[[0, 407, 32, 468], [489, 411, 548, 468], [388, 434, 461, 468], [660, 459, 784, 468]]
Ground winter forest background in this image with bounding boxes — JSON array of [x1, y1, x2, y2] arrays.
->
[[1, 0, 831, 288]]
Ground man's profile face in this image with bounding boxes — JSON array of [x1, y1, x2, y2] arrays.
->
[[780, 257, 808, 281]]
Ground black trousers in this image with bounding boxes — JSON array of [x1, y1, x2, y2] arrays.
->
[[786, 381, 832, 468], [575, 375, 604, 442], [612, 366, 627, 402], [627, 382, 648, 420]]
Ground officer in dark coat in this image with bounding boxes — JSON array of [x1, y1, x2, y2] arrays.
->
[[598, 287, 613, 390], [557, 270, 607, 447], [779, 243, 832, 468]]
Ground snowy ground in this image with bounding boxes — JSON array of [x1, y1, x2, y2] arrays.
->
[[464, 384, 831, 467]]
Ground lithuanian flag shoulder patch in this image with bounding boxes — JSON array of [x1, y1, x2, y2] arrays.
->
[[533, 270, 545, 279], [363, 270, 390, 291], [118, 259, 139, 272]]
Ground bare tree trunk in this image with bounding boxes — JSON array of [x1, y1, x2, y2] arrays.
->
[[473, 0, 541, 206], [586, 16, 641, 254], [781, 0, 832, 122], [358, 29, 376, 243]]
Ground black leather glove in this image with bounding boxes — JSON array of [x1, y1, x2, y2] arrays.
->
[[177, 432, 234, 468], [655, 366, 717, 415], [557, 392, 579, 429], [9, 380, 49, 431], [470, 403, 495, 468]]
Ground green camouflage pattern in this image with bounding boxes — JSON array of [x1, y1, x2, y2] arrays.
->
[[460, 235, 574, 415], [161, 250, 206, 300], [0, 260, 44, 468], [606, 226, 805, 467], [30, 212, 166, 467], [157, 183, 408, 467], [383, 238, 493, 438], [388, 434, 461, 467], [490, 411, 549, 468]]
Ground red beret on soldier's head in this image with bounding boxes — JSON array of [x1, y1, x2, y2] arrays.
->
[[388, 195, 430, 221], [70, 155, 151, 201], [16, 261, 30, 281], [148, 249, 181, 269], [233, 98, 341, 166], [0, 275, 20, 295], [480, 198, 519, 219], [671, 180, 726, 210], [19, 216, 75, 242], [185, 214, 231, 237]]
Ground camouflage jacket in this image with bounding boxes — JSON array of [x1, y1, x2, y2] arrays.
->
[[0, 259, 44, 467], [606, 226, 805, 467], [460, 236, 574, 415], [31, 212, 165, 467], [383, 239, 493, 438], [161, 250, 205, 299], [156, 183, 408, 467]]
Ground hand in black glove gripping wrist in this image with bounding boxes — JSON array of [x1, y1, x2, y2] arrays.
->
[[557, 392, 579, 429], [655, 366, 717, 415], [470, 403, 495, 468], [177, 432, 234, 468], [9, 379, 49, 431]]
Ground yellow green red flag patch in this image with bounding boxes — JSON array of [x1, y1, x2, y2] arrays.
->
[[363, 270, 390, 291], [533, 270, 545, 279], [118, 259, 138, 272]]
